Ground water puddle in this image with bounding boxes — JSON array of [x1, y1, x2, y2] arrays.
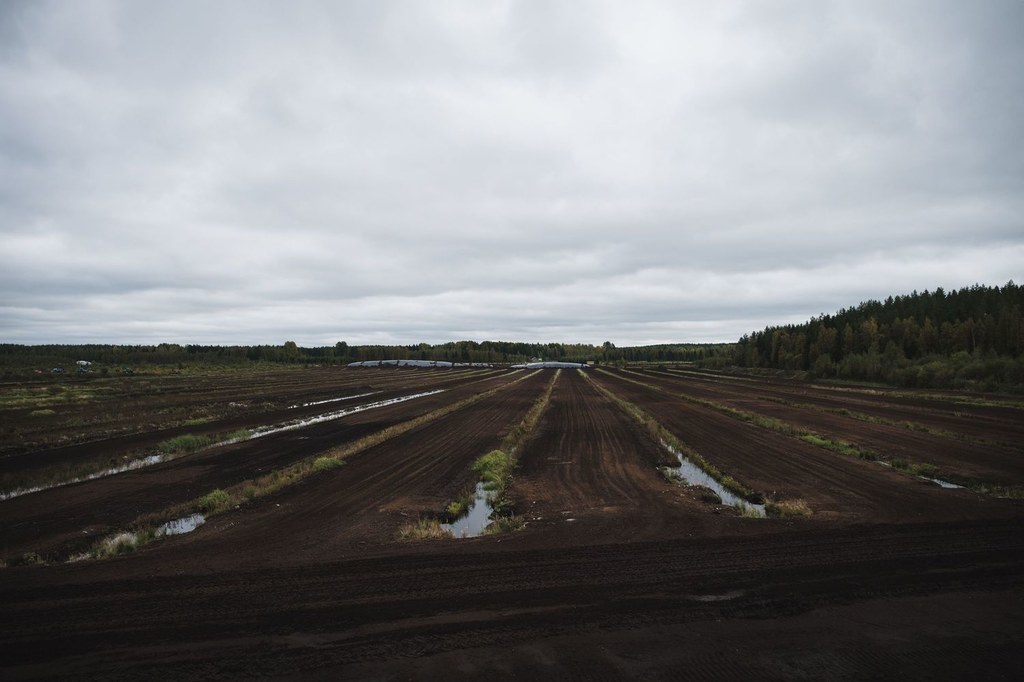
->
[[660, 440, 766, 517], [288, 391, 378, 409], [441, 482, 493, 537], [158, 513, 206, 535], [67, 513, 207, 563], [925, 477, 964, 489]]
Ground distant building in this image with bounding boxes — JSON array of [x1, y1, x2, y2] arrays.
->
[[511, 361, 588, 369]]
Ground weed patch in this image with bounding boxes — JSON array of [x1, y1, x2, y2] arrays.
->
[[444, 485, 476, 521], [312, 456, 344, 472], [158, 434, 212, 455], [891, 460, 938, 478], [473, 449, 516, 491], [397, 518, 453, 540], [198, 489, 233, 514], [484, 515, 525, 534], [225, 428, 252, 442], [967, 482, 1024, 499], [765, 499, 813, 518]]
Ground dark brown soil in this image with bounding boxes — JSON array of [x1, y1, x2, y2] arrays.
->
[[617, 368, 1024, 485], [0, 369, 525, 561], [1, 367, 1022, 680]]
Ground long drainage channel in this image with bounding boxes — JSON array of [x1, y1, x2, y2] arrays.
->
[[1, 389, 444, 502], [248, 389, 443, 438], [660, 440, 766, 517], [288, 391, 379, 408], [877, 461, 964, 489]]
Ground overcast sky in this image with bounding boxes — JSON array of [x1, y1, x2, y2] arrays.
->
[[2, 1, 1022, 347]]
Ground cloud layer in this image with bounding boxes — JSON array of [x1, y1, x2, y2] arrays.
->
[[2, 1, 1022, 345]]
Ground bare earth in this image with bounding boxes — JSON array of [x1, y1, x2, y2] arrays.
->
[[1, 367, 1022, 680]]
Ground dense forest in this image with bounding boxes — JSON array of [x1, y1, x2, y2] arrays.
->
[[727, 282, 1024, 391], [0, 339, 731, 375]]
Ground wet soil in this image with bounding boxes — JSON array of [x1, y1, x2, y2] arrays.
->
[[1, 367, 1022, 680], [623, 368, 1024, 485]]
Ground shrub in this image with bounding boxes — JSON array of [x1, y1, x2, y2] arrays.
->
[[96, 532, 139, 558], [158, 434, 212, 455], [397, 518, 453, 540], [444, 485, 476, 521], [312, 456, 343, 472], [473, 450, 515, 489], [198, 488, 233, 514], [765, 499, 813, 518]]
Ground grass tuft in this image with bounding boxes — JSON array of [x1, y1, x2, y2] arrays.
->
[[397, 518, 453, 540], [967, 483, 1024, 499], [444, 485, 476, 521], [736, 502, 765, 518], [312, 456, 344, 472], [473, 450, 516, 490], [765, 499, 813, 518], [158, 434, 212, 455], [484, 515, 525, 534], [198, 488, 233, 514], [225, 428, 253, 442]]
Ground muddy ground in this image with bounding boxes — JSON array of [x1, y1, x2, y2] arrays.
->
[[1, 367, 1022, 680]]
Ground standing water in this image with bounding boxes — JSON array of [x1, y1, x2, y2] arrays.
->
[[660, 440, 765, 517], [441, 482, 494, 537]]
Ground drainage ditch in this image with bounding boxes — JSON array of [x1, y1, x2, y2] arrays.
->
[[660, 440, 766, 517], [2, 390, 443, 502]]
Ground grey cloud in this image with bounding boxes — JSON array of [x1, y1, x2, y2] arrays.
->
[[1, 1, 1021, 346]]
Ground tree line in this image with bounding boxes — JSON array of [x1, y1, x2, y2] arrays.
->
[[728, 282, 1024, 391], [0, 339, 733, 375]]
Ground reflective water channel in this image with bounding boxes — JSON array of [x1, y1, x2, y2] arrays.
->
[[2, 390, 443, 502], [158, 513, 206, 536], [660, 440, 766, 517], [441, 482, 494, 537]]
